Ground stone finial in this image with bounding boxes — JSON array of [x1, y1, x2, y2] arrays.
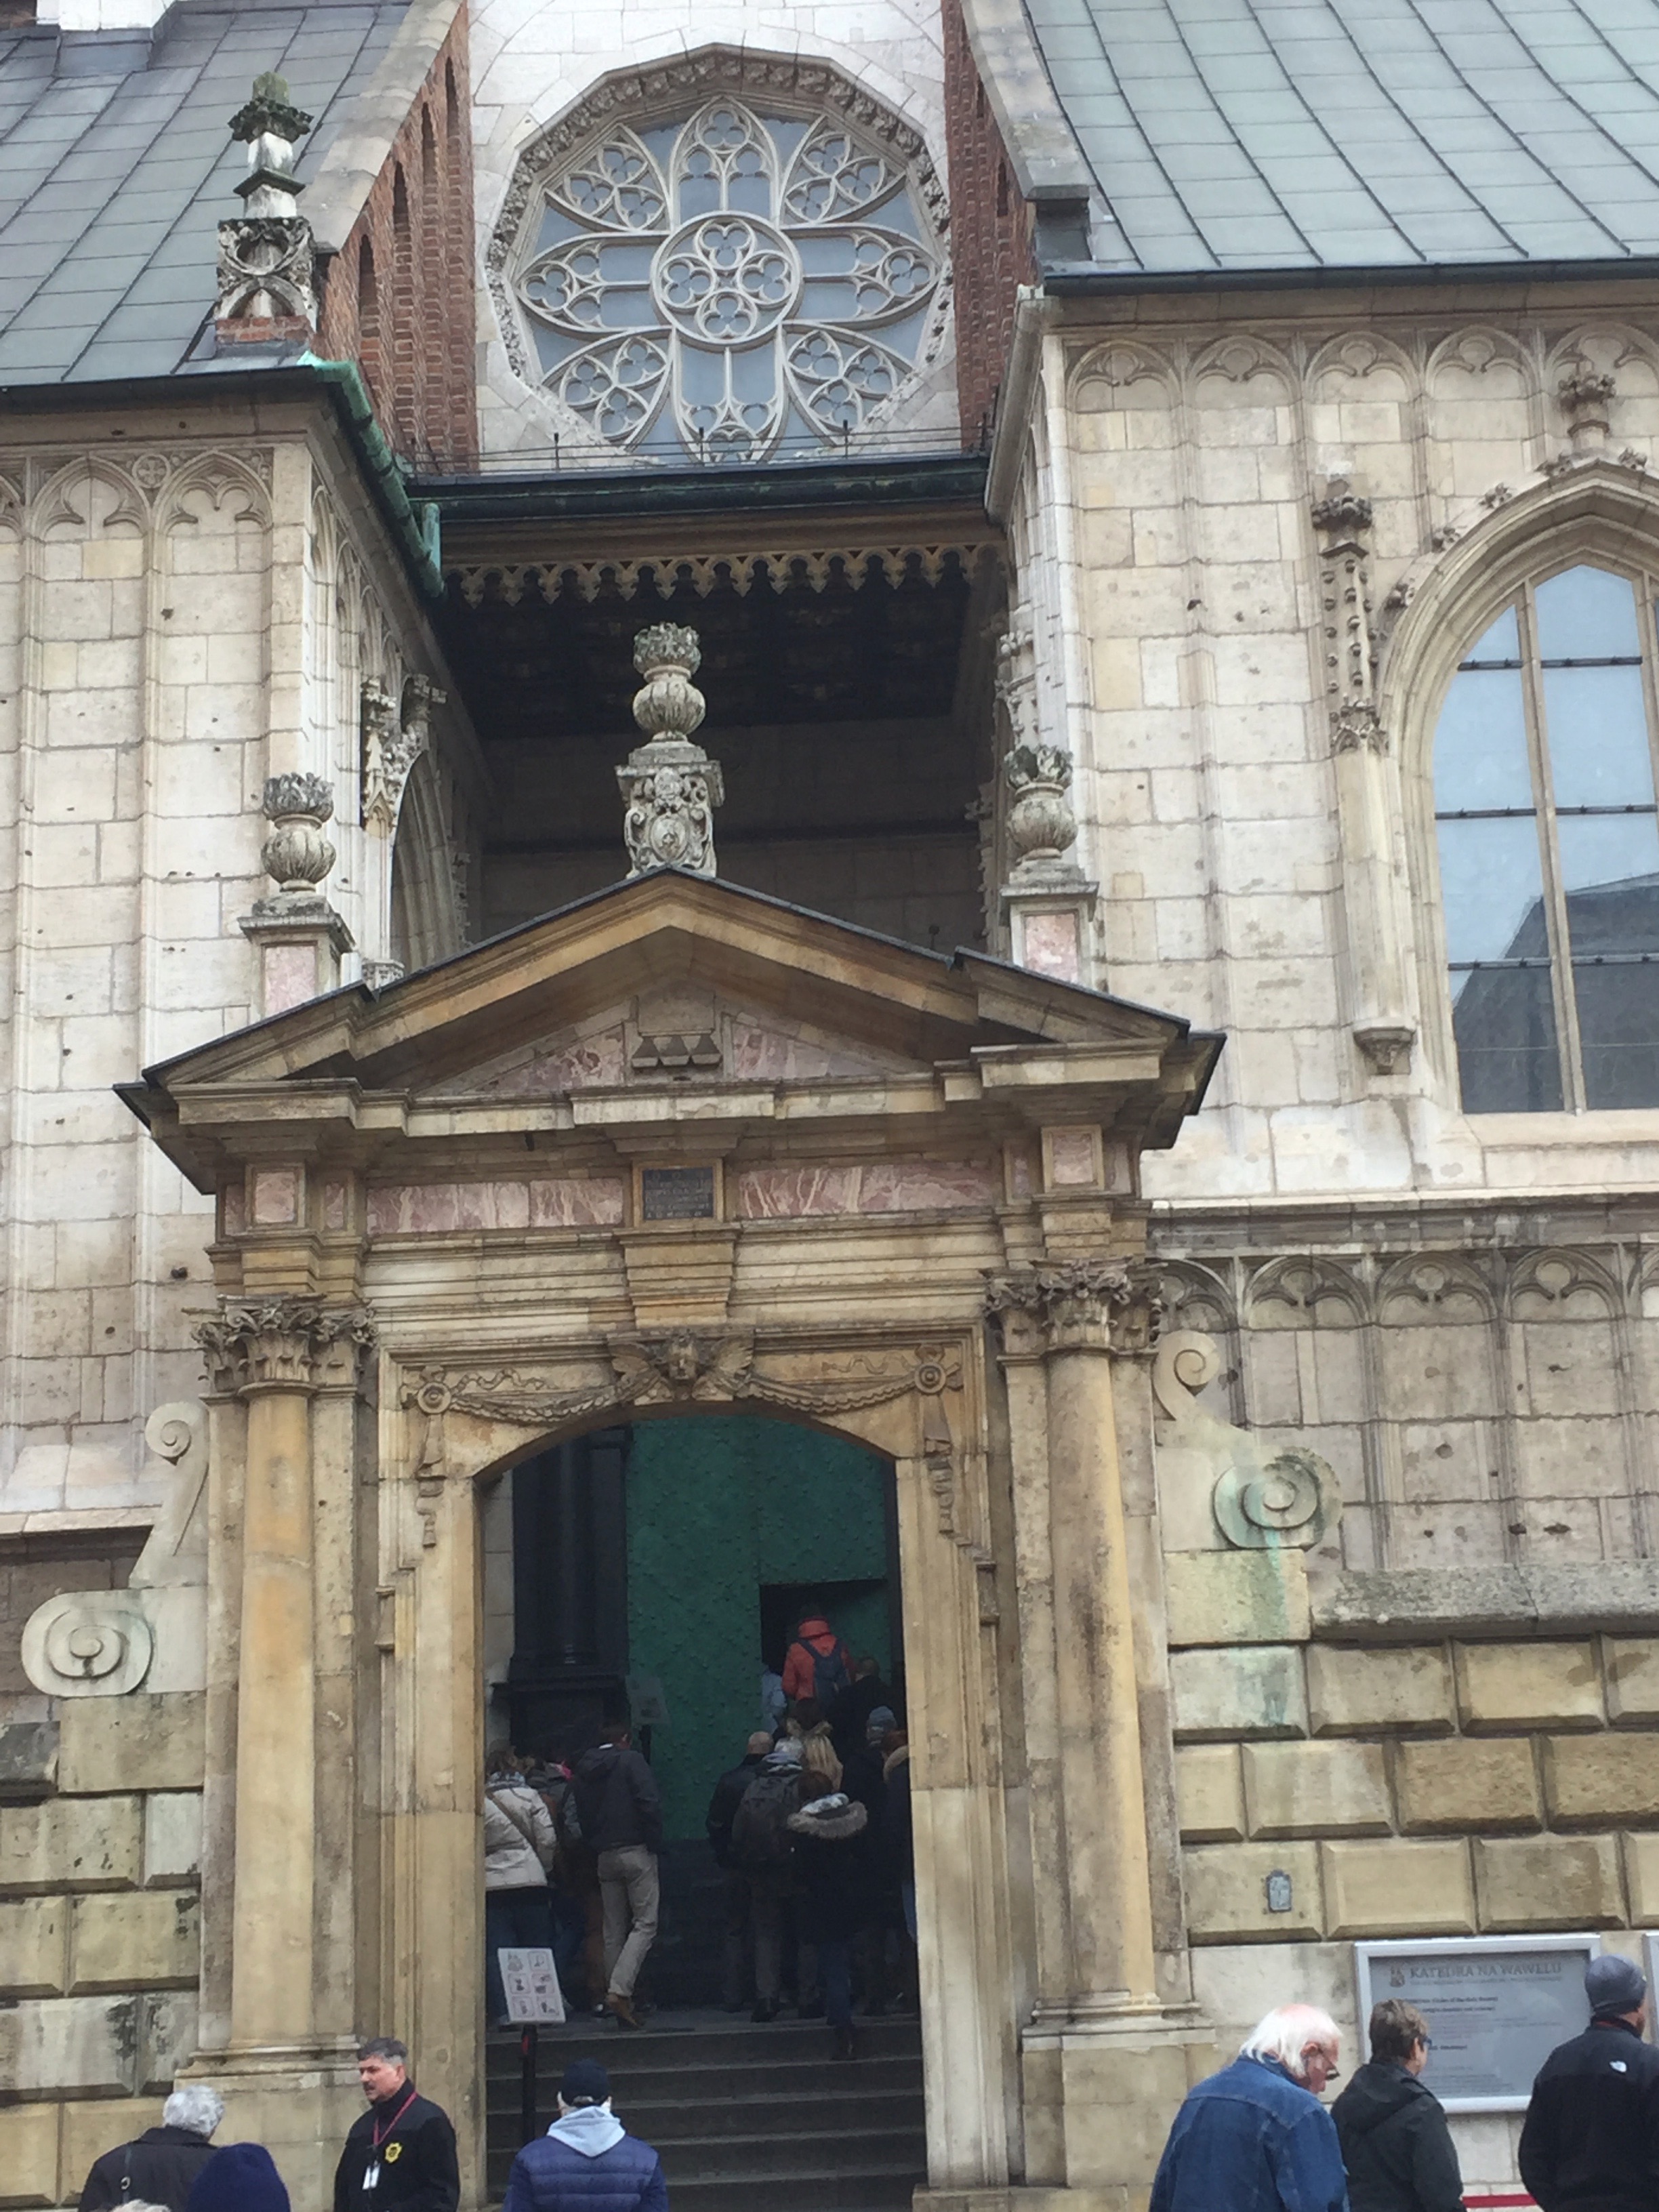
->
[[260, 771, 336, 895], [216, 72, 316, 340], [618, 623, 724, 877], [1558, 367, 1616, 454], [998, 630, 1078, 873]]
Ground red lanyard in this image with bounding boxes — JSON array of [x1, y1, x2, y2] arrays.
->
[[372, 2086, 417, 2151]]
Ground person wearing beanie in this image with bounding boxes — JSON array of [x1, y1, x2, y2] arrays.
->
[[1519, 1952, 1659, 2212], [78, 2084, 225, 2211], [333, 2038, 459, 2212], [501, 2057, 668, 2211], [184, 2143, 290, 2212]]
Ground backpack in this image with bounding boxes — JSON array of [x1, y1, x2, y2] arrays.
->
[[545, 1775, 583, 1852], [800, 1638, 851, 1705], [731, 1767, 801, 1869]]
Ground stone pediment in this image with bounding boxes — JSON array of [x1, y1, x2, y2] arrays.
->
[[121, 873, 1222, 1183]]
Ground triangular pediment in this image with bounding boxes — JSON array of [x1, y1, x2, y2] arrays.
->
[[121, 874, 1221, 1182]]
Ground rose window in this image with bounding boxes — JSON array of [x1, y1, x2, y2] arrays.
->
[[509, 98, 945, 463]]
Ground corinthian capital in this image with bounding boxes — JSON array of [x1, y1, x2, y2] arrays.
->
[[984, 1259, 1163, 1355], [194, 1298, 376, 1394]]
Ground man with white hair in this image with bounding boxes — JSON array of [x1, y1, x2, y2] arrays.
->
[[77, 2083, 224, 2211], [1150, 2003, 1349, 2212]]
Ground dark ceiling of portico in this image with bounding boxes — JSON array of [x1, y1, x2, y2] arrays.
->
[[435, 562, 975, 747]]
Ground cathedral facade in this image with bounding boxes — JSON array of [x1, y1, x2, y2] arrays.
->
[[0, 0, 1656, 2203]]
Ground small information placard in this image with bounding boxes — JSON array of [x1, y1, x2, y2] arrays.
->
[[1355, 1936, 1599, 2111], [499, 1946, 566, 2025], [640, 1164, 717, 1221]]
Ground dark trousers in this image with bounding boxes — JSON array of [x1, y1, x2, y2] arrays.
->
[[485, 1885, 554, 2022], [817, 1936, 853, 2028], [720, 1868, 751, 2005]]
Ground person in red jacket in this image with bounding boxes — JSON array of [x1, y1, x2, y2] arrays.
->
[[782, 1614, 855, 1707]]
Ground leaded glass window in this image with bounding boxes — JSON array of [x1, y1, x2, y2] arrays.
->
[[1433, 564, 1659, 1111], [506, 98, 944, 464]]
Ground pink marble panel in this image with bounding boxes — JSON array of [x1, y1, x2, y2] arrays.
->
[[528, 1177, 626, 1227], [1048, 1127, 1099, 1187], [221, 1182, 247, 1235], [321, 1179, 348, 1231], [737, 1166, 861, 1219], [251, 1167, 300, 1225], [729, 1026, 886, 1082], [858, 1159, 999, 1214], [367, 1181, 529, 1235], [474, 1029, 626, 1097], [1020, 911, 1081, 981], [1006, 1146, 1034, 1200], [262, 943, 316, 1012]]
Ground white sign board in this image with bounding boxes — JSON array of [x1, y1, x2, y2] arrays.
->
[[1355, 1936, 1599, 2112], [499, 1946, 566, 2024]]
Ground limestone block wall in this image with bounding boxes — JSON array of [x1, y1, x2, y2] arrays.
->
[[0, 1694, 203, 2209], [1006, 285, 1659, 1204], [0, 405, 473, 1519]]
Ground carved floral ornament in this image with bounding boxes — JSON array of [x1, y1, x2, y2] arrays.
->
[[983, 1259, 1164, 1356], [451, 543, 988, 608], [194, 1299, 377, 1393], [489, 51, 949, 464]]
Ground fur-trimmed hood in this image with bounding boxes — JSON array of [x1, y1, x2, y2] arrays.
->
[[787, 1793, 868, 1842]]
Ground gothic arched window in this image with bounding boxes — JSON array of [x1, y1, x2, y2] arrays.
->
[[494, 68, 947, 465], [1433, 562, 1659, 1111]]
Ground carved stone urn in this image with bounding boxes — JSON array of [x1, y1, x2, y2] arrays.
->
[[618, 624, 724, 878], [260, 771, 336, 895]]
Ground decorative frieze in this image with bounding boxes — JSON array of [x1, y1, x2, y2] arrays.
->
[[619, 624, 724, 877], [451, 543, 989, 607], [193, 1300, 376, 1395]]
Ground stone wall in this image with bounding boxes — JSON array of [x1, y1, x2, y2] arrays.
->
[[0, 1694, 202, 2209]]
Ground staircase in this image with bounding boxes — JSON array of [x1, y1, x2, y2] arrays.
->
[[486, 2015, 927, 2209]]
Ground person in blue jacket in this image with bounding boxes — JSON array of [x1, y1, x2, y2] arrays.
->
[[1151, 2003, 1350, 2212], [501, 2059, 668, 2212]]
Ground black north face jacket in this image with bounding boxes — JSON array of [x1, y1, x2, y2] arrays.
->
[[1519, 2018, 1659, 2212], [1332, 2061, 1463, 2212]]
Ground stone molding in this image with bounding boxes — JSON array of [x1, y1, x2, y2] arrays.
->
[[1311, 1563, 1659, 1642], [984, 1258, 1163, 1355], [194, 1300, 377, 1396], [451, 542, 991, 607]]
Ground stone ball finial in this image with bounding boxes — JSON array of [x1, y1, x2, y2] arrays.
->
[[260, 771, 336, 895], [632, 623, 707, 745]]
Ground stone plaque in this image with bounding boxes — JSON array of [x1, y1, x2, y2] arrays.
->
[[640, 1164, 716, 1221], [1355, 1937, 1600, 2110]]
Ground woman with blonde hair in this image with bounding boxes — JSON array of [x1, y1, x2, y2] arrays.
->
[[801, 1730, 843, 1790]]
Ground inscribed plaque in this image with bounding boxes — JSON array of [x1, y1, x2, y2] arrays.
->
[[640, 1165, 717, 1220], [1356, 1936, 1599, 2110]]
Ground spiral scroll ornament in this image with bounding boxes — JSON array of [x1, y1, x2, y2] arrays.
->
[[22, 1593, 155, 1697], [1213, 1446, 1340, 1551]]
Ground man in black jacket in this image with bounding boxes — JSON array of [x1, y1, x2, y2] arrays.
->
[[1519, 1954, 1659, 2212], [1332, 1998, 1462, 2212], [573, 1719, 663, 2030], [333, 2038, 459, 2212], [78, 2085, 225, 2211], [707, 1730, 771, 2011]]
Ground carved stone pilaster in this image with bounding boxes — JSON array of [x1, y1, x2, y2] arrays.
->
[[1312, 485, 1378, 750], [194, 1300, 375, 1396], [216, 73, 316, 340], [985, 1259, 1164, 1357], [619, 623, 724, 877]]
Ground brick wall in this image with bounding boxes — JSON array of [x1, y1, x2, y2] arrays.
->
[[941, 0, 1033, 445], [315, 3, 476, 468]]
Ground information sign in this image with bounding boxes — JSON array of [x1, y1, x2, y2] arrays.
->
[[499, 1946, 565, 2024], [640, 1164, 716, 1220], [1355, 1936, 1599, 2111]]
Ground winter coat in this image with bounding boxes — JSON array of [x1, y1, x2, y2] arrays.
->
[[731, 1748, 804, 1870], [841, 1744, 886, 1835], [786, 1793, 872, 1944], [485, 1782, 556, 1891], [501, 2130, 668, 2212], [827, 1671, 894, 1755], [79, 2125, 218, 2212], [782, 1620, 854, 1704], [186, 2145, 291, 2212], [882, 1742, 913, 1881], [705, 1752, 764, 1868], [573, 1744, 663, 1856], [1332, 2061, 1462, 2212], [333, 2090, 460, 2212], [1150, 2054, 1349, 2212], [1519, 2017, 1659, 2212]]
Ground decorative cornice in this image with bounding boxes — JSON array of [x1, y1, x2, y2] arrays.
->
[[984, 1260, 1162, 1355], [194, 1300, 376, 1395], [451, 544, 990, 607]]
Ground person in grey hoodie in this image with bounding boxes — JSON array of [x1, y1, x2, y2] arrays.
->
[[1332, 1999, 1462, 2212], [501, 2059, 668, 2212]]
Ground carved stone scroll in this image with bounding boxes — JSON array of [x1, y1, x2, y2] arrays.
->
[[1151, 1326, 1342, 1551]]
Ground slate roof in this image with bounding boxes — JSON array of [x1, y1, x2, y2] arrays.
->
[[0, 0, 407, 386], [1030, 0, 1659, 272]]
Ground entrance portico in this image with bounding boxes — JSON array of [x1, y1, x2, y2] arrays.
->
[[122, 868, 1222, 2210]]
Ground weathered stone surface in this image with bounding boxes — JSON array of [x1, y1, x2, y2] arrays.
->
[[1176, 1745, 1246, 1841], [1456, 1642, 1603, 1732], [1243, 1740, 1391, 1837], [0, 1723, 58, 1801], [57, 1692, 205, 1795], [1621, 1831, 1659, 1924], [0, 1899, 68, 1997], [70, 1889, 199, 1992], [1183, 1841, 1323, 1941], [0, 1994, 138, 2097], [1396, 1737, 1541, 1833], [143, 1792, 203, 1885], [1473, 1835, 1625, 1931], [0, 1797, 142, 1893], [134, 1990, 198, 2095], [1165, 1549, 1311, 1647], [1322, 1839, 1477, 1936], [0, 2102, 58, 2208], [1171, 1646, 1308, 1742], [1311, 1566, 1659, 1643], [1605, 1639, 1659, 1724], [1306, 1643, 1454, 1735], [1542, 1735, 1659, 1825]]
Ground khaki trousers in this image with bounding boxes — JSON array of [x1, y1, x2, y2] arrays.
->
[[598, 1843, 659, 1998]]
